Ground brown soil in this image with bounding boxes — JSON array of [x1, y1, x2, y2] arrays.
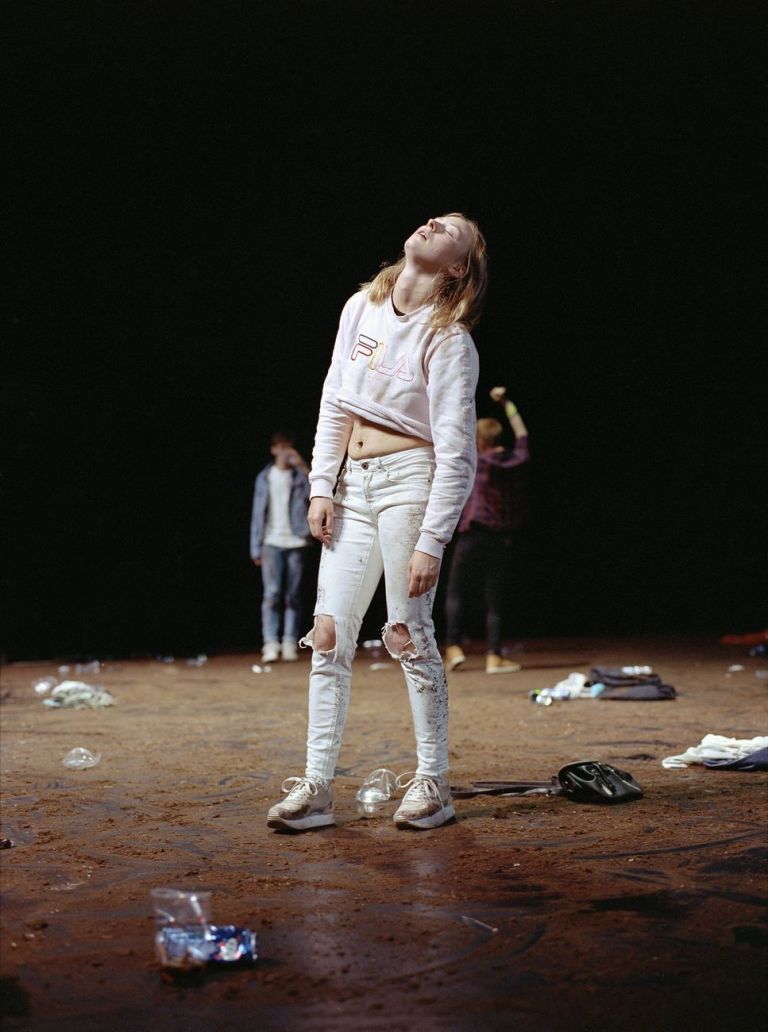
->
[[1, 636, 766, 1031]]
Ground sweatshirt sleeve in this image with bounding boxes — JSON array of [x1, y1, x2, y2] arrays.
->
[[307, 297, 356, 498], [416, 330, 479, 558]]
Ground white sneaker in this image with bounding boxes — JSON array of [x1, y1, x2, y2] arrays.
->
[[281, 638, 298, 662], [393, 773, 455, 830], [262, 641, 280, 664], [267, 777, 335, 832]]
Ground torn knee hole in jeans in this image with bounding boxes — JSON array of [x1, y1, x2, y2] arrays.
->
[[300, 614, 337, 656], [383, 622, 420, 662]]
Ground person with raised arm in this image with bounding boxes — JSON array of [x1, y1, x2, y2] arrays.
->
[[444, 386, 531, 674]]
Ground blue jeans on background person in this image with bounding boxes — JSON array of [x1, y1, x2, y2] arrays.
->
[[260, 545, 308, 645]]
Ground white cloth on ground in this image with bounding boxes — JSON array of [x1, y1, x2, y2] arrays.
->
[[661, 734, 768, 769]]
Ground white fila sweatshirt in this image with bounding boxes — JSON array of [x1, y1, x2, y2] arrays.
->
[[309, 289, 479, 558]]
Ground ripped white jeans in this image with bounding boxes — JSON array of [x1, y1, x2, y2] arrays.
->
[[301, 447, 449, 783]]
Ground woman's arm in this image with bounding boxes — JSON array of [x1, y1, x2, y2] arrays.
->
[[419, 330, 480, 559], [406, 332, 478, 597], [307, 298, 356, 501]]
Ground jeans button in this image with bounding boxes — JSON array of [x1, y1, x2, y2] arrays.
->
[[361, 461, 369, 470]]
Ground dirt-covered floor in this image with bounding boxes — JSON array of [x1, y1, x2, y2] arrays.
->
[[1, 636, 766, 1031]]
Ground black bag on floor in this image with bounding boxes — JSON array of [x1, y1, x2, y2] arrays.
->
[[451, 761, 643, 804], [557, 761, 643, 803], [589, 666, 677, 700]]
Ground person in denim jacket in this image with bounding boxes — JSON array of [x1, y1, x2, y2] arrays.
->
[[250, 431, 311, 663]]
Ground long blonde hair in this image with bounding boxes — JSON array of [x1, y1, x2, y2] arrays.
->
[[360, 213, 488, 332]]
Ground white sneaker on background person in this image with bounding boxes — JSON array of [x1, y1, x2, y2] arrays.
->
[[282, 638, 298, 662], [262, 641, 280, 664]]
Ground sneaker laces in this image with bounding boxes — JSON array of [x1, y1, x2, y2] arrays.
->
[[395, 772, 444, 805], [280, 776, 324, 800]]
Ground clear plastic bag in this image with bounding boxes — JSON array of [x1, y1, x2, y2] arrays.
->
[[355, 767, 397, 816]]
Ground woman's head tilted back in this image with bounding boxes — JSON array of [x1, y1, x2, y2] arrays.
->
[[362, 213, 488, 331]]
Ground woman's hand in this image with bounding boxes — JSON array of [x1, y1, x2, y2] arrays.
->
[[490, 385, 507, 403], [308, 497, 334, 545], [408, 550, 441, 598]]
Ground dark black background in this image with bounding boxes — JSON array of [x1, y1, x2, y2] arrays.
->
[[4, 1, 765, 659]]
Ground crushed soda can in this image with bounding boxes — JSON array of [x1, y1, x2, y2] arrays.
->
[[529, 690, 554, 706], [530, 672, 605, 705], [207, 925, 259, 963], [155, 924, 259, 969]]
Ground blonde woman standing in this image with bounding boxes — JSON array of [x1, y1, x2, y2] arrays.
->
[[267, 213, 488, 832]]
